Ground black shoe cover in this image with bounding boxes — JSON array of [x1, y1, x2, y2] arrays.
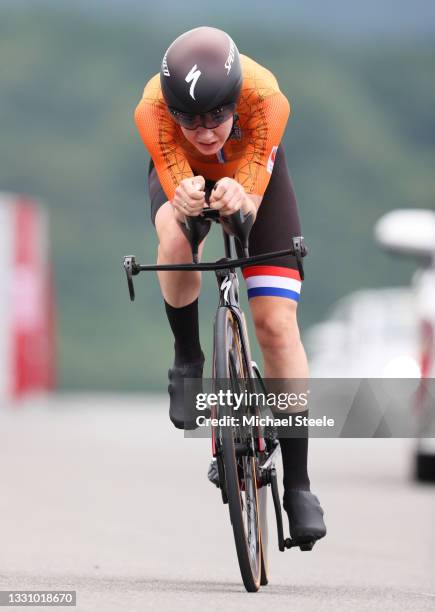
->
[[283, 489, 327, 543], [168, 353, 205, 430]]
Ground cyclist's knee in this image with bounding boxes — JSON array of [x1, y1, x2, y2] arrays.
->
[[251, 300, 301, 351], [158, 233, 191, 262], [155, 203, 189, 259]]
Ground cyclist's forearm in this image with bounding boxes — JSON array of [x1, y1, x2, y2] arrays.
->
[[245, 193, 262, 212]]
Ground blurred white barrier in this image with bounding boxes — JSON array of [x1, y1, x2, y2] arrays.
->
[[0, 193, 56, 400]]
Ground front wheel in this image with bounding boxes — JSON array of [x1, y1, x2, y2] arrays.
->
[[214, 307, 262, 592]]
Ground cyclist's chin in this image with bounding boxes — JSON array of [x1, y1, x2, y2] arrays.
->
[[194, 141, 221, 155]]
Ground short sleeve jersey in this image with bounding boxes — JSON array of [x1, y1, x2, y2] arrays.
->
[[134, 54, 290, 201]]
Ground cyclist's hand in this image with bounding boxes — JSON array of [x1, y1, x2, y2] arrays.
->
[[209, 177, 244, 215], [210, 178, 257, 220], [173, 176, 206, 217]]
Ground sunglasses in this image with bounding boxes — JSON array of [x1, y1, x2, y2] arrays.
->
[[168, 103, 237, 130]]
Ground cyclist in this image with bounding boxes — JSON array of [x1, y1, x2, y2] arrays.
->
[[134, 26, 326, 544]]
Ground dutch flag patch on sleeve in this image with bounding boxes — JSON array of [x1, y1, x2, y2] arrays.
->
[[267, 145, 278, 174]]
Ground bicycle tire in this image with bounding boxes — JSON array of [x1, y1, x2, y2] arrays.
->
[[258, 486, 269, 585], [252, 366, 269, 586], [214, 306, 262, 592]]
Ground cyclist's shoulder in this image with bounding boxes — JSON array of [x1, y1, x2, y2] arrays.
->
[[138, 73, 164, 105], [134, 73, 167, 131], [240, 54, 282, 98]]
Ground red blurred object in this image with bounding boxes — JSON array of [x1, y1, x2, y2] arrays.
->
[[419, 319, 434, 379], [0, 193, 56, 400]]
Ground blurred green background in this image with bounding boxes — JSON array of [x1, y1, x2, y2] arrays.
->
[[1, 1, 434, 390]]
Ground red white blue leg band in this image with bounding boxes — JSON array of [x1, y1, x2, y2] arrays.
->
[[242, 265, 302, 302]]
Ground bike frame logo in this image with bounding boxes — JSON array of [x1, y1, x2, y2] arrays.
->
[[221, 276, 232, 304], [185, 64, 201, 100]]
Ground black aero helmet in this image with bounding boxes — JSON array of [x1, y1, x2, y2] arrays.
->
[[160, 26, 242, 114]]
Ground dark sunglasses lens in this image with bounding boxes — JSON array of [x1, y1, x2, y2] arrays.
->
[[203, 104, 236, 128], [169, 103, 236, 129], [169, 108, 199, 129], [180, 114, 200, 129]]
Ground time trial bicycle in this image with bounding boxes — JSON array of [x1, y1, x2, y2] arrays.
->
[[123, 208, 314, 592]]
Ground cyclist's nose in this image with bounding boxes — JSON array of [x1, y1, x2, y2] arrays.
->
[[195, 127, 216, 142]]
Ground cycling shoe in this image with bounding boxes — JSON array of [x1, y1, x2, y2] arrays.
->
[[168, 352, 205, 430], [283, 489, 327, 543]]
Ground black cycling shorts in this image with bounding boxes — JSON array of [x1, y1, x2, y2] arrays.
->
[[147, 144, 303, 302]]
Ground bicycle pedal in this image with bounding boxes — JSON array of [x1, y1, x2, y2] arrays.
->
[[207, 459, 221, 488], [284, 538, 315, 551]]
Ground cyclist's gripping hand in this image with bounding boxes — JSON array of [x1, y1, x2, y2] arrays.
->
[[210, 178, 257, 220], [173, 176, 206, 218]]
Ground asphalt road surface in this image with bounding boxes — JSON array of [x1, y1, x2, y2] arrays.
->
[[0, 395, 434, 611]]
